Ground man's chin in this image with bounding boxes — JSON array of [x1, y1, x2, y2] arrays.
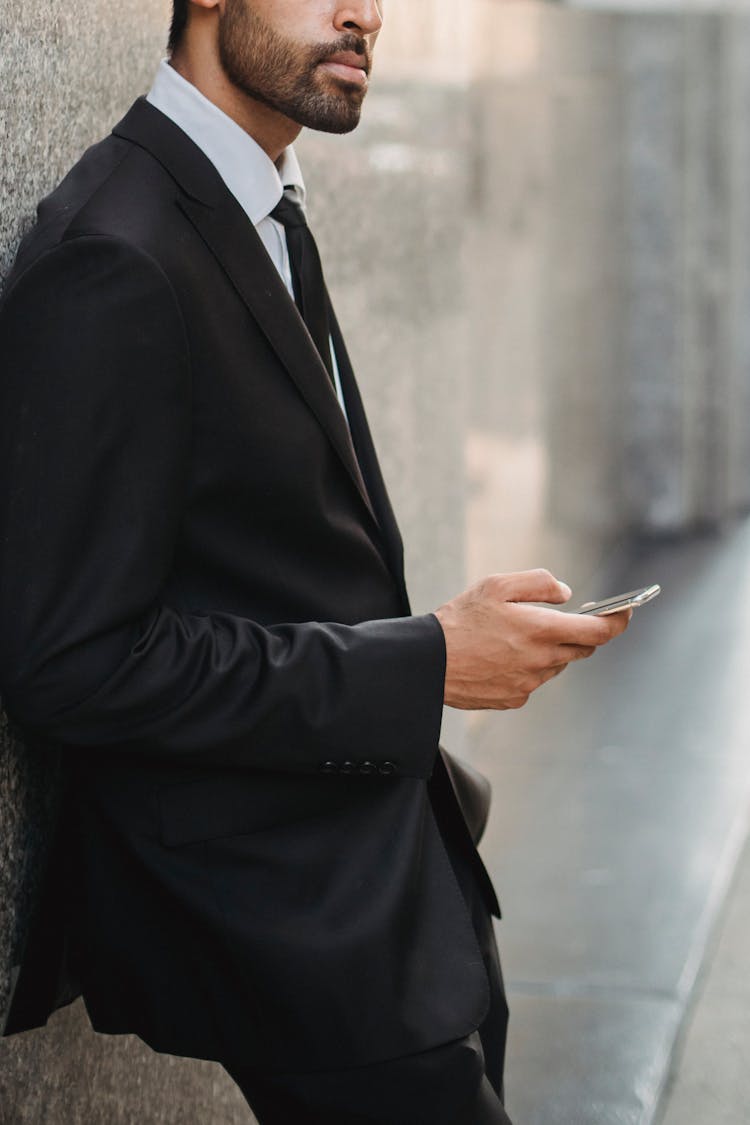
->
[[313, 110, 363, 135], [295, 94, 364, 135]]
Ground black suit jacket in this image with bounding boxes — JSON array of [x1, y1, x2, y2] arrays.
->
[[0, 99, 498, 1071]]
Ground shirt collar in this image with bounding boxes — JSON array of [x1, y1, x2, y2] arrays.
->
[[146, 59, 306, 225]]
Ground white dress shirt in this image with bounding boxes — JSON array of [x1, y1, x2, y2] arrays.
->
[[147, 60, 347, 416]]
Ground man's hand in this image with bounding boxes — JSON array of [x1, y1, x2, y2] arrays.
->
[[434, 569, 631, 711]]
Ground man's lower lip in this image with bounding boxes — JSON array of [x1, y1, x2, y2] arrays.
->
[[319, 62, 368, 86]]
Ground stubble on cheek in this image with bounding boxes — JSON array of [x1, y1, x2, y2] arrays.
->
[[218, 4, 370, 133]]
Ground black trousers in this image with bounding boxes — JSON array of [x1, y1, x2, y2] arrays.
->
[[225, 842, 513, 1125]]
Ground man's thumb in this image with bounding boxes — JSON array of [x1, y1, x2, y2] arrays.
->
[[503, 568, 572, 605]]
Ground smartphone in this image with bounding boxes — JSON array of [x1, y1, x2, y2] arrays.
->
[[578, 584, 661, 616]]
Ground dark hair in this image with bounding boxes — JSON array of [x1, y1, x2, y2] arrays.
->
[[168, 0, 189, 52]]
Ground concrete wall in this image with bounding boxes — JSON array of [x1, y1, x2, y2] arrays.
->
[[3, 0, 750, 1119]]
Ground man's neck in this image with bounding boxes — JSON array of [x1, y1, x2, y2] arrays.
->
[[169, 50, 301, 164]]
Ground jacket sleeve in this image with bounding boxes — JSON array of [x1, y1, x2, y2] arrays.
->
[[0, 234, 446, 776]]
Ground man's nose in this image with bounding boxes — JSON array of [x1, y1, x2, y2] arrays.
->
[[334, 1, 383, 37]]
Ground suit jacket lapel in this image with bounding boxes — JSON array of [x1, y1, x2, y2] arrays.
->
[[112, 99, 378, 530], [177, 195, 379, 529], [328, 305, 411, 612]]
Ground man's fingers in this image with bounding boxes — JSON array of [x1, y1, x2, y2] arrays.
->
[[559, 644, 597, 662], [488, 568, 572, 606], [576, 607, 632, 641], [539, 664, 568, 684], [534, 606, 632, 646], [606, 608, 633, 634], [502, 694, 531, 711]]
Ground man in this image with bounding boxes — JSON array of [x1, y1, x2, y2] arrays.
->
[[0, 1, 630, 1121]]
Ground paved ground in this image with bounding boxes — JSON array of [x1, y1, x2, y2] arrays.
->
[[467, 517, 750, 1124], [657, 824, 750, 1125]]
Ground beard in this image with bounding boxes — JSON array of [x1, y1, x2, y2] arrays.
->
[[218, 2, 371, 135]]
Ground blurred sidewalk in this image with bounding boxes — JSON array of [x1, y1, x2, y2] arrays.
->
[[468, 516, 750, 1125], [657, 826, 750, 1125]]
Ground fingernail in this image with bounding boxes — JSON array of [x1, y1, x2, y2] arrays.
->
[[558, 581, 572, 599]]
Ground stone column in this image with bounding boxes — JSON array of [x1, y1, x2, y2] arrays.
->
[[725, 12, 750, 515], [619, 9, 748, 533], [681, 13, 733, 528], [619, 14, 689, 532]]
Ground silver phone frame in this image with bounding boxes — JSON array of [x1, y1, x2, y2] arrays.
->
[[578, 583, 661, 616]]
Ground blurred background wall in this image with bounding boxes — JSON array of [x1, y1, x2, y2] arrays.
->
[[3, 0, 750, 1120]]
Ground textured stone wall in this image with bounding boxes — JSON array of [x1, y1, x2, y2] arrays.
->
[[4, 0, 750, 1120], [0, 1, 169, 283]]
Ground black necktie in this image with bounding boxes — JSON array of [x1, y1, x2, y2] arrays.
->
[[271, 193, 335, 385]]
